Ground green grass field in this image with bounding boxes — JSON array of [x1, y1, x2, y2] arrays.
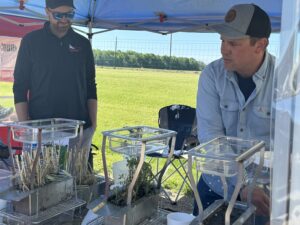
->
[[0, 67, 200, 193]]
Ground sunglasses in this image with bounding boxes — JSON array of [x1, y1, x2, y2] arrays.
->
[[49, 10, 75, 21]]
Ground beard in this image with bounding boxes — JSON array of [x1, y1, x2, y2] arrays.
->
[[57, 22, 71, 32]]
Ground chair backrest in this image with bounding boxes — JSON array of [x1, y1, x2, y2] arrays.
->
[[158, 104, 198, 150]]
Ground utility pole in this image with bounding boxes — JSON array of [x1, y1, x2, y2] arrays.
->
[[169, 34, 173, 70], [114, 37, 118, 68]]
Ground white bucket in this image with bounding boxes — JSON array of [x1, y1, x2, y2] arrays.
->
[[81, 209, 99, 225], [167, 212, 195, 225], [112, 160, 129, 187]]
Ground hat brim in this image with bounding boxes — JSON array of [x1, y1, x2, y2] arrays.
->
[[47, 5, 76, 9], [210, 23, 249, 40]]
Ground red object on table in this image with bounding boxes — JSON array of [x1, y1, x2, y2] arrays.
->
[[0, 126, 22, 154]]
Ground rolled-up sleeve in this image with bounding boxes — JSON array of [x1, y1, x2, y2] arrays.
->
[[13, 36, 32, 103]]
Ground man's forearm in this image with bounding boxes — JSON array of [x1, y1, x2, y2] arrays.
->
[[87, 99, 97, 130], [15, 102, 29, 121]]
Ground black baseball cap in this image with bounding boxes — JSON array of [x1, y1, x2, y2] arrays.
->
[[211, 4, 271, 39], [46, 0, 75, 9]]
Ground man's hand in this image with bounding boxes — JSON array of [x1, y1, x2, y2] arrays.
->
[[240, 186, 270, 216]]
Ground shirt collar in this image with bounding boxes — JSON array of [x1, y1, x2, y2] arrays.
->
[[226, 51, 270, 81], [43, 21, 73, 40], [252, 51, 270, 80]]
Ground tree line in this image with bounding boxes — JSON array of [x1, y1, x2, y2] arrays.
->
[[93, 49, 206, 71]]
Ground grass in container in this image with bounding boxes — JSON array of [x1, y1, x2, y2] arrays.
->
[[101, 156, 159, 225], [64, 146, 105, 204], [13, 145, 66, 191], [64, 146, 96, 185], [108, 157, 156, 206], [12, 145, 74, 216]]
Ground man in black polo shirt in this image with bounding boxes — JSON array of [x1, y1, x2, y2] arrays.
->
[[13, 0, 97, 149]]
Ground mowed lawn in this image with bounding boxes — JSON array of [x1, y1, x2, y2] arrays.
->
[[0, 67, 200, 192]]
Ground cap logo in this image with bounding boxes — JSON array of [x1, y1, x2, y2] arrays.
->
[[225, 9, 236, 23]]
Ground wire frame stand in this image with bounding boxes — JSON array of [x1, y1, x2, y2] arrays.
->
[[86, 208, 170, 225], [0, 198, 85, 224], [187, 136, 265, 225], [0, 118, 86, 224], [89, 125, 177, 225]]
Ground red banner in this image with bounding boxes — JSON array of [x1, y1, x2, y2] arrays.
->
[[0, 14, 43, 38], [0, 36, 21, 82]]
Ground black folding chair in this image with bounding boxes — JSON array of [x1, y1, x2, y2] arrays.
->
[[147, 104, 199, 203]]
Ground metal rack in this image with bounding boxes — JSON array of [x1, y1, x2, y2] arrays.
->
[[90, 125, 177, 225], [0, 198, 85, 224], [87, 209, 170, 225], [187, 136, 265, 225], [0, 118, 86, 224]]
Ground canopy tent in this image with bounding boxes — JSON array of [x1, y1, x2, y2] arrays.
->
[[0, 14, 43, 37], [0, 0, 282, 37], [2, 1, 300, 225], [0, 0, 283, 82]]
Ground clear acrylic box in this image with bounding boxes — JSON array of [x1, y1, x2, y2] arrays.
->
[[188, 136, 265, 225], [89, 126, 177, 225], [104, 126, 176, 155], [0, 169, 12, 192], [190, 136, 261, 177], [8, 118, 84, 144], [0, 119, 87, 224]]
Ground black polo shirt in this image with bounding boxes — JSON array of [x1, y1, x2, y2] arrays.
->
[[13, 22, 97, 128]]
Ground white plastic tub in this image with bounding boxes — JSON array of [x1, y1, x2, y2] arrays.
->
[[112, 159, 129, 188], [167, 212, 194, 225]]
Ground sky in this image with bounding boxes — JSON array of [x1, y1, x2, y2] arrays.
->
[[77, 28, 281, 64]]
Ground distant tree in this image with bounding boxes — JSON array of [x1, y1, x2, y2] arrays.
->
[[93, 49, 206, 71], [198, 61, 206, 71]]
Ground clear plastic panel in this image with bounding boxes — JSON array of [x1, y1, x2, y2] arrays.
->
[[8, 118, 84, 144], [271, 0, 300, 223], [104, 126, 176, 155], [0, 169, 12, 192], [109, 138, 169, 155], [189, 136, 263, 177]]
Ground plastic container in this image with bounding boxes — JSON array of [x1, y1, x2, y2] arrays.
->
[[0, 169, 12, 192], [254, 151, 272, 168], [112, 160, 129, 187], [189, 136, 263, 177], [9, 118, 84, 144], [195, 158, 238, 177], [167, 212, 194, 225], [105, 126, 176, 156], [252, 151, 272, 185]]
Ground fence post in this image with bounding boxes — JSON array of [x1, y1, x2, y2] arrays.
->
[[169, 34, 173, 70], [114, 37, 118, 69]]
